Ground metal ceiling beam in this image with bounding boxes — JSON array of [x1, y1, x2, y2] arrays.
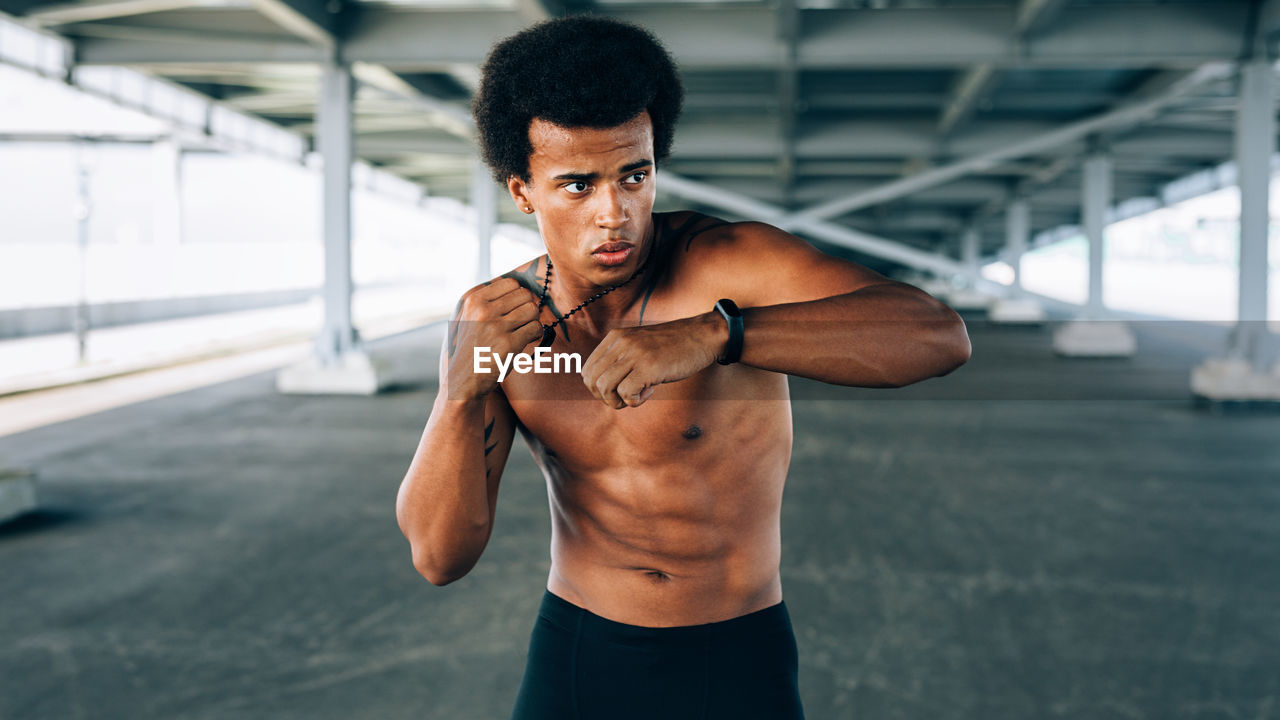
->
[[1015, 0, 1069, 38], [248, 0, 337, 49], [794, 4, 1246, 69], [672, 117, 1234, 162], [350, 62, 474, 139], [937, 63, 996, 137], [73, 5, 1252, 68], [779, 62, 1232, 226], [658, 172, 984, 282], [76, 34, 326, 63], [356, 132, 472, 156], [26, 0, 206, 25]]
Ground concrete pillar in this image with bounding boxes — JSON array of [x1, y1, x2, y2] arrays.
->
[[316, 59, 358, 366], [471, 157, 495, 283], [946, 226, 994, 311], [278, 56, 387, 395], [1191, 56, 1280, 401], [989, 200, 1046, 323], [1005, 199, 1029, 291], [961, 226, 979, 275], [1082, 152, 1112, 318], [73, 141, 93, 364], [1052, 149, 1135, 355], [1231, 56, 1274, 371]]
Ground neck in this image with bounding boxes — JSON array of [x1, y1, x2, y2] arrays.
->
[[546, 218, 659, 332]]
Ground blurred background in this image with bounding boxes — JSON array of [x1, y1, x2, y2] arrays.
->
[[1, 1, 1278, 718]]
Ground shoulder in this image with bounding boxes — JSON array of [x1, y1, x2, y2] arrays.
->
[[662, 210, 802, 259], [663, 210, 895, 306], [663, 211, 820, 296], [456, 255, 547, 306]]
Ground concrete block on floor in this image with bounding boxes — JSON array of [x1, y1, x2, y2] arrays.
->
[[1191, 357, 1280, 401], [988, 297, 1047, 324], [1053, 319, 1137, 357], [276, 349, 391, 395]]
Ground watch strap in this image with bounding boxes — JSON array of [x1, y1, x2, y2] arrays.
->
[[714, 298, 743, 365]]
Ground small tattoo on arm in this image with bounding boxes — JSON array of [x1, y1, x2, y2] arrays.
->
[[446, 296, 466, 359]]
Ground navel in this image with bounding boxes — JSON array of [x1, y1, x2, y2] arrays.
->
[[681, 424, 702, 440]]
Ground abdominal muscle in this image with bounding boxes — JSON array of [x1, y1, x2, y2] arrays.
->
[[505, 355, 794, 628], [538, 410, 792, 628]]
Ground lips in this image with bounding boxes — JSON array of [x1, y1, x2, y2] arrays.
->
[[591, 242, 635, 267], [592, 241, 633, 254]]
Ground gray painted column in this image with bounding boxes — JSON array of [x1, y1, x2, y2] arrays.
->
[[471, 157, 496, 284], [73, 141, 93, 363], [1005, 199, 1029, 292], [316, 59, 359, 367], [1231, 56, 1274, 371], [961, 227, 980, 276], [1082, 152, 1112, 317]]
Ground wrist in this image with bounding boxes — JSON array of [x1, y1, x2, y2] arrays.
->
[[711, 298, 743, 365], [699, 309, 730, 362]]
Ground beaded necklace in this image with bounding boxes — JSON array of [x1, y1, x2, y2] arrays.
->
[[535, 240, 654, 347]]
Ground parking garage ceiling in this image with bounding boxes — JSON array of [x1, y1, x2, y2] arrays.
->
[[1, 0, 1275, 273]]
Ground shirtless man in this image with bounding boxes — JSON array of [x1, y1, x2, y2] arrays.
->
[[395, 16, 971, 720]]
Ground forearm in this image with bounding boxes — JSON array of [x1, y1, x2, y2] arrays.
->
[[396, 394, 492, 583], [718, 283, 971, 387]]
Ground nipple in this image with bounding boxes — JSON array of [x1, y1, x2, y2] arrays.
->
[[682, 424, 702, 440]]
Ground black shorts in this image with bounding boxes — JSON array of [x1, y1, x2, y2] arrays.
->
[[509, 589, 806, 720]]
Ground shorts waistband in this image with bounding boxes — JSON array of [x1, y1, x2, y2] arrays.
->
[[537, 588, 792, 648]]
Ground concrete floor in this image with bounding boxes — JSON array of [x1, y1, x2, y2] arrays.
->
[[1, 316, 1278, 719]]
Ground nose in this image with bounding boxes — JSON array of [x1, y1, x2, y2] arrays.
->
[[594, 184, 627, 230]]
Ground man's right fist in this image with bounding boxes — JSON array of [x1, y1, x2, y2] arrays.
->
[[446, 277, 544, 399]]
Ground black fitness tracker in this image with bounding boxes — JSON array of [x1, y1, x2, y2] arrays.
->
[[714, 298, 743, 365]]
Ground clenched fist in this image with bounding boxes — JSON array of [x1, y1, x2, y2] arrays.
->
[[581, 311, 728, 409], [446, 277, 544, 400]]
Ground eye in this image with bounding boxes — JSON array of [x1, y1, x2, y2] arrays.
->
[[563, 181, 589, 195], [624, 171, 648, 185]]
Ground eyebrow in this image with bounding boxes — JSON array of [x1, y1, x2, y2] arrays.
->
[[553, 159, 653, 182]]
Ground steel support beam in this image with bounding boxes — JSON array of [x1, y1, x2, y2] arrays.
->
[[350, 63, 475, 140], [1015, 0, 1069, 37], [1082, 151, 1112, 317], [249, 0, 337, 49], [68, 5, 1249, 68], [657, 173, 985, 284], [1005, 199, 1029, 291], [317, 59, 359, 365], [1230, 56, 1275, 370], [781, 62, 1231, 227], [27, 0, 203, 25], [937, 64, 996, 137], [961, 226, 980, 274]]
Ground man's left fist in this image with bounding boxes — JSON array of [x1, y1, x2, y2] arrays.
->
[[580, 312, 727, 409]]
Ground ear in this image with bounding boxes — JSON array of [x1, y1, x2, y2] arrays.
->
[[507, 176, 534, 214]]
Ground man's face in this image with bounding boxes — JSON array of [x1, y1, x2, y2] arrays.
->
[[507, 110, 657, 288]]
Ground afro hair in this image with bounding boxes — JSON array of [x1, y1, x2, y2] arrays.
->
[[472, 15, 684, 184]]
